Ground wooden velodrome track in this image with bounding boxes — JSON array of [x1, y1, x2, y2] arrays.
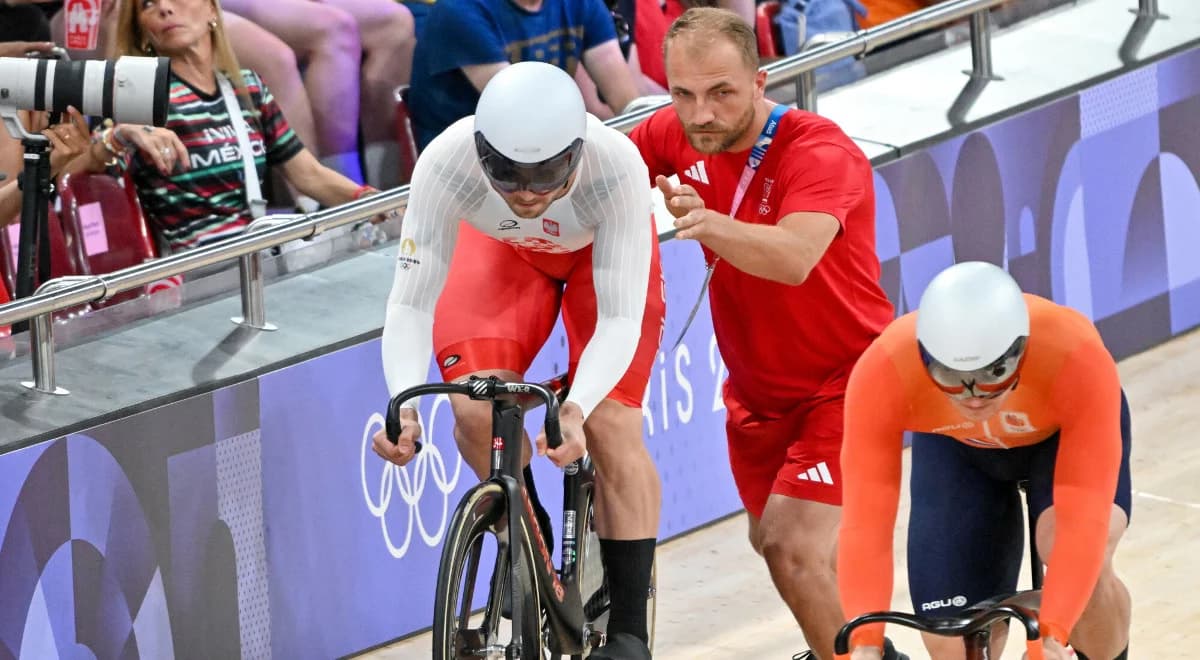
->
[[360, 328, 1200, 658]]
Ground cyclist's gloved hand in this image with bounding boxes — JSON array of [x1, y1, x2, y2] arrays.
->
[[373, 407, 423, 466], [537, 401, 586, 468]]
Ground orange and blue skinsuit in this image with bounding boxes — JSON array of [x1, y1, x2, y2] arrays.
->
[[837, 294, 1129, 654]]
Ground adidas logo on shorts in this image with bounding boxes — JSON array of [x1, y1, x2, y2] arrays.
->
[[796, 461, 834, 485]]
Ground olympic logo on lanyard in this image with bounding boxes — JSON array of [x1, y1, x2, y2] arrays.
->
[[359, 393, 463, 558]]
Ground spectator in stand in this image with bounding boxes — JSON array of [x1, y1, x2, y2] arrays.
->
[[663, 0, 753, 27], [221, 0, 416, 189], [589, 0, 668, 96], [630, 0, 670, 92], [406, 0, 639, 151], [58, 8, 334, 212], [48, 0, 355, 208], [774, 0, 866, 90], [64, 0, 377, 254], [323, 0, 416, 189], [631, 0, 751, 92], [220, 15, 321, 174]]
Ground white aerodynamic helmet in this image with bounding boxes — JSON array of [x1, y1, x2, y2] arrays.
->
[[916, 261, 1030, 399], [473, 61, 587, 194]]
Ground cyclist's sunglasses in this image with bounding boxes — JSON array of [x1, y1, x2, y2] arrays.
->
[[475, 133, 583, 194], [919, 336, 1027, 401]]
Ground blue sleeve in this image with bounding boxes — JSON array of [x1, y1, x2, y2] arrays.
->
[[421, 0, 509, 75], [579, 0, 618, 50]]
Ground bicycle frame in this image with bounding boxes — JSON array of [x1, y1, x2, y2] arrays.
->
[[388, 375, 598, 656], [487, 394, 593, 654]]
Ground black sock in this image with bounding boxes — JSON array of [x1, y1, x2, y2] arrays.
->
[[598, 538, 656, 644], [522, 464, 553, 553], [1073, 647, 1128, 660]]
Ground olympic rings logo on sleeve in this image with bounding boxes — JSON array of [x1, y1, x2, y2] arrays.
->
[[359, 393, 463, 559]]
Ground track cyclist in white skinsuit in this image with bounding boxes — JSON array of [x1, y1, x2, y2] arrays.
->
[[372, 61, 665, 659]]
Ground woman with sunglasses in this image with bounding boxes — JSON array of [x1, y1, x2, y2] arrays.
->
[[371, 61, 663, 660], [65, 0, 376, 255], [837, 261, 1132, 660]]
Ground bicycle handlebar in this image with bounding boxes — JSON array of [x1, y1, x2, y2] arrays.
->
[[835, 597, 1042, 659], [385, 375, 566, 450]]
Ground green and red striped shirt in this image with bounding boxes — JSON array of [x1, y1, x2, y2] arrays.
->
[[116, 69, 303, 253]]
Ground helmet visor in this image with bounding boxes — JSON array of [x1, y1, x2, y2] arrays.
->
[[474, 132, 584, 194], [919, 336, 1027, 400]]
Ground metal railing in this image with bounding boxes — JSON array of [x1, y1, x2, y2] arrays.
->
[[1, 193, 401, 393], [1135, 0, 1164, 19], [0, 0, 1168, 394], [609, 0, 1011, 128]]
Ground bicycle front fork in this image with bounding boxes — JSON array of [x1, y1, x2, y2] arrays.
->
[[964, 630, 992, 659]]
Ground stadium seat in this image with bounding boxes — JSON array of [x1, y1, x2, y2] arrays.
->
[[757, 1, 783, 57], [58, 171, 157, 274], [1, 206, 86, 294], [57, 171, 161, 307], [1, 206, 89, 320]]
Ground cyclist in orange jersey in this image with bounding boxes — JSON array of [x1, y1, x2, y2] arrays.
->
[[837, 261, 1131, 660]]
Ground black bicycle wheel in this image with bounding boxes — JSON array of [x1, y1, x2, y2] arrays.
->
[[566, 496, 657, 659], [433, 482, 544, 660]]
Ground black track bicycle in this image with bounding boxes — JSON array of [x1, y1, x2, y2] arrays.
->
[[385, 374, 655, 659], [835, 589, 1044, 660]]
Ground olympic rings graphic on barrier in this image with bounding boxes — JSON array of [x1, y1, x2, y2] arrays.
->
[[360, 393, 464, 559]]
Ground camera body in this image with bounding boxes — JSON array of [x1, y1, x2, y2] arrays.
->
[[0, 54, 171, 138]]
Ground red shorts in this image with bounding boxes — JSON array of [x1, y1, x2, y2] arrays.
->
[[433, 223, 665, 408], [724, 378, 847, 516]]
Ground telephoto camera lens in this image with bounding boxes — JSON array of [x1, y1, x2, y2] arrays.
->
[[0, 56, 171, 126]]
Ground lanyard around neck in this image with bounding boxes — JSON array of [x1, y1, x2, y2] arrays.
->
[[728, 103, 788, 218], [671, 103, 790, 350]]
